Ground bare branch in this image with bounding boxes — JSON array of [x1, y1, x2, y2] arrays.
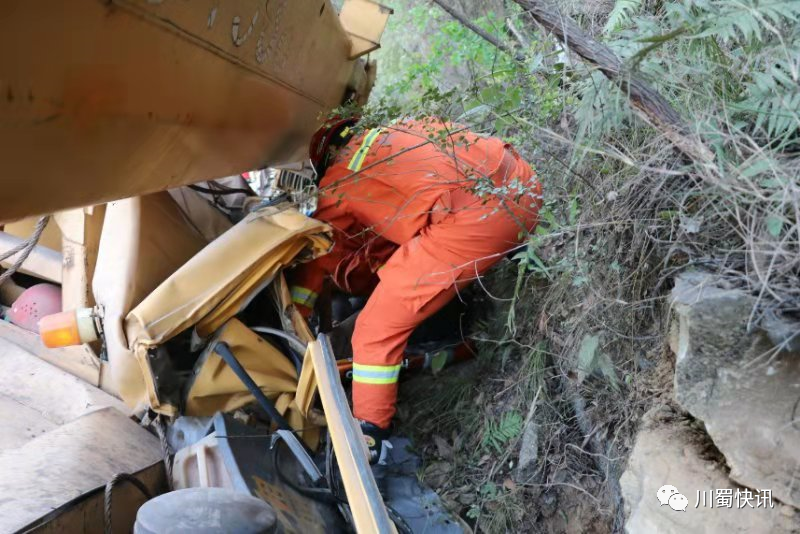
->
[[506, 17, 531, 49], [430, 0, 526, 61]]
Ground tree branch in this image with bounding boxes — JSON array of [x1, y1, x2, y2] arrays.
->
[[431, 0, 526, 61], [506, 17, 531, 49], [511, 0, 715, 166]]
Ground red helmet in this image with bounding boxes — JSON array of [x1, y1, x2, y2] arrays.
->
[[309, 116, 358, 174]]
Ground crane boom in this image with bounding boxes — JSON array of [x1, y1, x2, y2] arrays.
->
[[0, 0, 387, 222]]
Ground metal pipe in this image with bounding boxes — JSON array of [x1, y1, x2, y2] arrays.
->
[[214, 342, 292, 431], [251, 327, 305, 377], [250, 327, 307, 354], [0, 231, 62, 283]]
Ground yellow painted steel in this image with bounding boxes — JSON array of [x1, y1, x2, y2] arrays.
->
[[184, 319, 297, 416], [184, 318, 319, 446], [0, 0, 367, 223], [124, 206, 331, 414], [308, 335, 396, 533], [340, 0, 394, 58]]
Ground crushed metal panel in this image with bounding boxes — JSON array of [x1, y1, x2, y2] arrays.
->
[[272, 272, 320, 421], [126, 206, 330, 348], [93, 193, 209, 411], [183, 320, 320, 447], [272, 272, 316, 344], [184, 318, 296, 416], [124, 206, 330, 414]]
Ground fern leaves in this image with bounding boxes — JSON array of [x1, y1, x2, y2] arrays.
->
[[482, 411, 523, 454], [604, 0, 645, 34], [683, 0, 800, 43], [736, 58, 800, 138], [609, 0, 800, 139]]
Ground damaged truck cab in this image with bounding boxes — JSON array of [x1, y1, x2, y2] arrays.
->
[[0, 1, 422, 532]]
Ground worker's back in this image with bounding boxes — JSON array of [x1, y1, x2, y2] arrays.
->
[[319, 119, 510, 244]]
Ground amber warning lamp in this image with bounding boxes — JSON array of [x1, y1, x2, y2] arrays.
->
[[39, 307, 101, 348]]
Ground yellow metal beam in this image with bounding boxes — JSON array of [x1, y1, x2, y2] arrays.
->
[[0, 1, 362, 223], [340, 0, 394, 59], [308, 335, 396, 534]]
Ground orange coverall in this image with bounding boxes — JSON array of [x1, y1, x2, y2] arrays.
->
[[291, 119, 542, 429]]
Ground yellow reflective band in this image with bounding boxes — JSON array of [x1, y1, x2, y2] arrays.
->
[[339, 126, 352, 138], [291, 286, 318, 308], [347, 128, 383, 172], [352, 363, 401, 385]]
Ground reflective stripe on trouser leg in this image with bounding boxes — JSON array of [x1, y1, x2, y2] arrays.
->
[[352, 363, 402, 385], [351, 361, 402, 428]]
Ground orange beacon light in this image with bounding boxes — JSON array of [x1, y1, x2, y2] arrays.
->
[[39, 308, 99, 348]]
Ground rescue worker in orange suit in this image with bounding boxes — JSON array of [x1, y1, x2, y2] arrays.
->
[[290, 117, 542, 459]]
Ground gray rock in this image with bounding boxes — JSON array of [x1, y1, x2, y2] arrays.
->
[[671, 272, 800, 509], [762, 311, 800, 353], [516, 393, 544, 483], [621, 411, 798, 533], [516, 417, 539, 477]]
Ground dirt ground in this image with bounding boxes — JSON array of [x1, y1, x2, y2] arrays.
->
[[392, 265, 679, 533]]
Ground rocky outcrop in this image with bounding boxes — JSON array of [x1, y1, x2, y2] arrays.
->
[[670, 272, 800, 509], [621, 408, 798, 533]]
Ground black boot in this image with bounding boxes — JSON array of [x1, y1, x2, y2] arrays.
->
[[359, 420, 393, 495], [359, 421, 391, 462]]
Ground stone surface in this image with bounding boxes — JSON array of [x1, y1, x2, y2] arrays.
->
[[671, 272, 800, 509], [621, 409, 799, 533], [516, 396, 539, 481]]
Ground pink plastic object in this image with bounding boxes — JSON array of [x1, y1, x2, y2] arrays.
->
[[8, 283, 62, 333]]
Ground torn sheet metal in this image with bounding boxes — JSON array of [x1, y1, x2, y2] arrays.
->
[[126, 207, 330, 347], [184, 318, 320, 447], [123, 207, 330, 415], [184, 318, 296, 416], [93, 193, 209, 412]]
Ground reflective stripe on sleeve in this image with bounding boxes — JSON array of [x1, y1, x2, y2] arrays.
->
[[347, 128, 383, 172], [290, 286, 319, 308], [352, 362, 402, 385]]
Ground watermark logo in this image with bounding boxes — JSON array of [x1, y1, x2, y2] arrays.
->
[[657, 485, 688, 511], [694, 489, 774, 509], [669, 493, 689, 511], [658, 485, 775, 511]]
